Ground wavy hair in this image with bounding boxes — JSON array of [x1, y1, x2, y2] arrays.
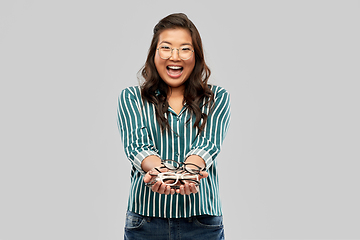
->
[[139, 13, 214, 134]]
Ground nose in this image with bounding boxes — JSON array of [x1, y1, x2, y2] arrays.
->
[[169, 48, 180, 61]]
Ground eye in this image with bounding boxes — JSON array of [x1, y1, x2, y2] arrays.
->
[[159, 45, 171, 50], [180, 47, 192, 52]]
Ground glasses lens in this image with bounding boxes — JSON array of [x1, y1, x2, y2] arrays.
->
[[184, 163, 201, 174], [179, 46, 193, 60], [158, 45, 193, 60], [160, 172, 178, 186], [158, 45, 172, 59], [162, 160, 179, 170]]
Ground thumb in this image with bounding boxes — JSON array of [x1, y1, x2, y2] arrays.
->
[[143, 172, 152, 183], [199, 171, 208, 180]]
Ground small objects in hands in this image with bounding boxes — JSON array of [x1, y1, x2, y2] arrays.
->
[[145, 171, 200, 189], [145, 160, 203, 189]]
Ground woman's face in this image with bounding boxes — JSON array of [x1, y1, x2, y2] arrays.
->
[[154, 28, 195, 91]]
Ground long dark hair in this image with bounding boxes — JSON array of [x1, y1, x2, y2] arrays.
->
[[140, 13, 214, 134]]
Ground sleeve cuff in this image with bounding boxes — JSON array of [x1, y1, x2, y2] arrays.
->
[[185, 149, 213, 170], [133, 150, 160, 175]]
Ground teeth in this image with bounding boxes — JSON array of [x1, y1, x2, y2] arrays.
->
[[168, 66, 182, 70]]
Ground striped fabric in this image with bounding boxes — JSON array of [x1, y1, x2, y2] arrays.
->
[[117, 85, 231, 218]]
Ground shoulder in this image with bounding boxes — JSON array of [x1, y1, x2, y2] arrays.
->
[[119, 86, 142, 99], [209, 85, 230, 99]]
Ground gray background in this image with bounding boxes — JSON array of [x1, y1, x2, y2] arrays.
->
[[0, 0, 359, 239]]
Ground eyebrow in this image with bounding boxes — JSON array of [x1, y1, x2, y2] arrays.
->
[[159, 41, 193, 46]]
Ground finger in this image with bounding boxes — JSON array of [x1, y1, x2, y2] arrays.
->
[[176, 185, 185, 195], [164, 186, 171, 195], [143, 173, 152, 183], [198, 171, 208, 180], [184, 182, 192, 195], [189, 183, 198, 194], [180, 181, 194, 195], [180, 185, 186, 195], [170, 188, 176, 195], [151, 181, 161, 192], [158, 183, 168, 194]]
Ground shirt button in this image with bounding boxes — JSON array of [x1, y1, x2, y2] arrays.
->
[[175, 153, 179, 156]]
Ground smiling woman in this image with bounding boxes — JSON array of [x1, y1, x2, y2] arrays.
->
[[117, 13, 230, 240], [139, 13, 215, 134], [154, 28, 195, 91]]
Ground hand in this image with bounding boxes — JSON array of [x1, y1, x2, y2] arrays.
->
[[143, 167, 176, 195], [174, 171, 208, 195], [143, 169, 209, 195]]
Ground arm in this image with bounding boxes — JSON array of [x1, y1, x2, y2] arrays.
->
[[117, 87, 160, 175], [177, 87, 230, 195], [118, 87, 205, 196], [185, 86, 231, 170]]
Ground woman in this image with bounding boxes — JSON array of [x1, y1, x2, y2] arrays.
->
[[117, 13, 230, 240]]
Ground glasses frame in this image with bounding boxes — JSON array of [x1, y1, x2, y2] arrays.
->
[[159, 159, 204, 176], [156, 45, 194, 60], [146, 171, 200, 189], [145, 160, 204, 189]]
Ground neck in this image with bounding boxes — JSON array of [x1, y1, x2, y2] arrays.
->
[[168, 85, 185, 98]]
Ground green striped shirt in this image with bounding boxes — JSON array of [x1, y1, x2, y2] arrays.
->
[[117, 85, 230, 218]]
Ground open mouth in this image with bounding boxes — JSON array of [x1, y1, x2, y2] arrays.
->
[[166, 65, 183, 77]]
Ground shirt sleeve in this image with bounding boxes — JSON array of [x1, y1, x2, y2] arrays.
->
[[185, 87, 231, 170], [117, 87, 160, 174]]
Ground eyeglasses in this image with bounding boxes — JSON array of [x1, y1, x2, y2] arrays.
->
[[146, 172, 200, 189], [159, 159, 203, 175], [157, 45, 194, 60], [145, 159, 203, 189]]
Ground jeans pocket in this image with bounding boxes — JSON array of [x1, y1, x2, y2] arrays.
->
[[194, 215, 223, 229], [125, 211, 146, 230]]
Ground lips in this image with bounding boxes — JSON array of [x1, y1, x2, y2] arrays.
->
[[166, 65, 183, 78]]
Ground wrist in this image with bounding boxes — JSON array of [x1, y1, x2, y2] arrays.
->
[[185, 155, 206, 170], [141, 155, 162, 173]]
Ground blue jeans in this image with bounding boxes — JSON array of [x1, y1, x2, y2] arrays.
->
[[124, 210, 225, 240]]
